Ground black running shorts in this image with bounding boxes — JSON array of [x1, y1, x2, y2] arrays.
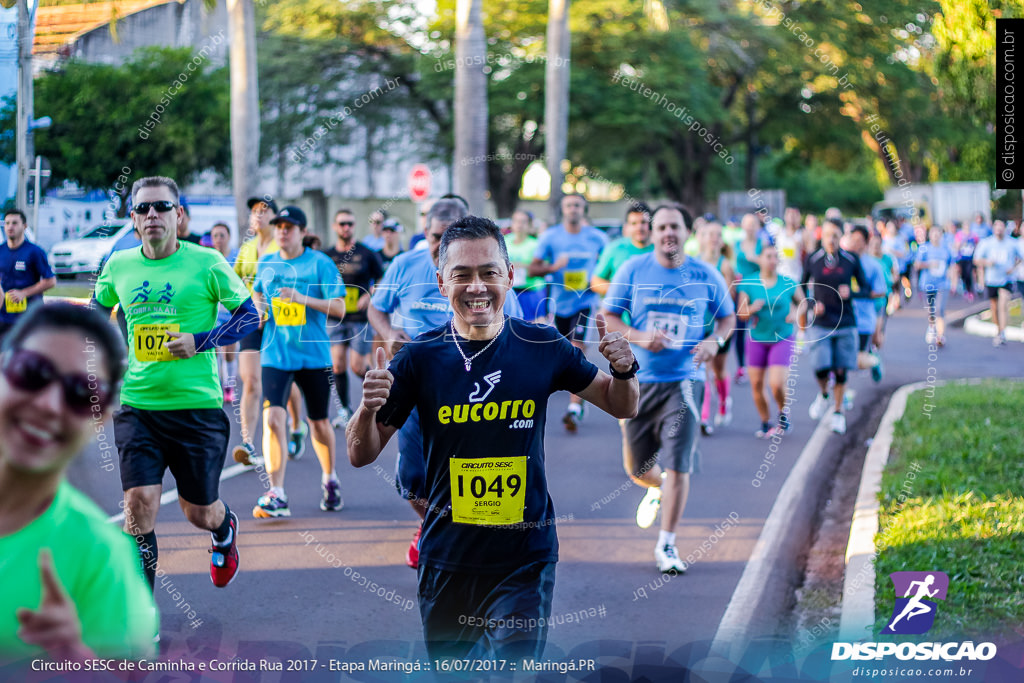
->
[[554, 308, 590, 343], [262, 366, 332, 421], [114, 406, 230, 506], [239, 325, 263, 352]]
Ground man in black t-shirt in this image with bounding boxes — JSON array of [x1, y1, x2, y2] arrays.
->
[[322, 208, 384, 426], [348, 216, 639, 661], [800, 219, 869, 435]]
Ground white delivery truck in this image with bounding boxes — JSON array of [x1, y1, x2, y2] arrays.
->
[[872, 181, 991, 227]]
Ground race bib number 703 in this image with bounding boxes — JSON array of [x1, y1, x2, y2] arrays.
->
[[449, 456, 527, 526], [271, 297, 306, 326]]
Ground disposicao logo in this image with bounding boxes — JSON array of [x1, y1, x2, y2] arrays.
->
[[883, 571, 948, 635], [831, 570, 997, 662]]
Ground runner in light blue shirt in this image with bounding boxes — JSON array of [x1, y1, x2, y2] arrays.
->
[[250, 206, 347, 519], [914, 227, 954, 347], [844, 226, 887, 380], [974, 220, 1022, 345], [528, 194, 608, 431], [602, 204, 735, 575]]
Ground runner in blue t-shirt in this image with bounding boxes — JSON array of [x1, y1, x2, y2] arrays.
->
[[602, 205, 735, 574], [368, 199, 523, 570], [529, 194, 608, 432], [844, 225, 888, 382], [250, 206, 347, 518], [349, 216, 638, 660], [914, 226, 955, 347], [974, 220, 1023, 346], [1, 210, 56, 340]]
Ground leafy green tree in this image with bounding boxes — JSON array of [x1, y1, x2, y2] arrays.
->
[[5, 47, 230, 215]]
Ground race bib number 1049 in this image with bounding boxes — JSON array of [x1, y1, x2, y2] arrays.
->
[[449, 456, 527, 526]]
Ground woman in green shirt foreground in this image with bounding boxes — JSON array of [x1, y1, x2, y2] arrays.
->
[[0, 303, 157, 664]]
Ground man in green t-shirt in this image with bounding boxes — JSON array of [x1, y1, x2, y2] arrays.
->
[[94, 176, 260, 592], [591, 202, 652, 297], [505, 209, 548, 322]]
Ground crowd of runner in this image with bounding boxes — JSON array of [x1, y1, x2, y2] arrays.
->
[[1, 185, 1021, 663]]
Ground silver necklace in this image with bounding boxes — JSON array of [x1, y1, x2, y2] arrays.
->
[[451, 317, 505, 372]]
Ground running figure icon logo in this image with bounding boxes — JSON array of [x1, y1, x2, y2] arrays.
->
[[468, 370, 501, 403], [883, 571, 949, 635]]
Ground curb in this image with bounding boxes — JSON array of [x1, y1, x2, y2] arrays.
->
[[944, 301, 991, 328], [963, 313, 1024, 342], [836, 381, 929, 641], [44, 295, 92, 306], [711, 410, 841, 658], [836, 377, 1009, 641]]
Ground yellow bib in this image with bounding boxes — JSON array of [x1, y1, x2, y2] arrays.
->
[[344, 287, 360, 314], [564, 270, 587, 292], [449, 456, 527, 526], [272, 298, 307, 326], [4, 292, 26, 313], [134, 324, 179, 362]]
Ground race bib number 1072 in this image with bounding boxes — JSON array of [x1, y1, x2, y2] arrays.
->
[[134, 323, 179, 362]]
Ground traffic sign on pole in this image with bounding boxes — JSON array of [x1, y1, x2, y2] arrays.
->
[[408, 164, 431, 202]]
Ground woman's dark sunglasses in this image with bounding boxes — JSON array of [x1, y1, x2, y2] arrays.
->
[[1, 349, 111, 416], [133, 201, 177, 214]]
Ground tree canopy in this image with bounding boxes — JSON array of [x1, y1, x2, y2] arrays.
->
[[1, 47, 230, 215]]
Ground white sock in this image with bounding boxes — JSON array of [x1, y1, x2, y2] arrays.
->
[[658, 530, 676, 547], [270, 486, 286, 499], [322, 471, 338, 485], [225, 358, 238, 389]]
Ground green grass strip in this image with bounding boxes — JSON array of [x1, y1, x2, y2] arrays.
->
[[873, 380, 1024, 641]]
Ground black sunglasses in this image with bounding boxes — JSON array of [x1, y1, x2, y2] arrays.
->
[[133, 201, 177, 214], [1, 349, 112, 416], [336, 221, 354, 227]]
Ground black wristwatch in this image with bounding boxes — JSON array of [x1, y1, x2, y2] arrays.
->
[[610, 359, 640, 380]]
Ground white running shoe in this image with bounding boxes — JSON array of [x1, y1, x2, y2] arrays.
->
[[809, 393, 830, 420], [635, 487, 662, 529], [830, 412, 847, 435], [714, 396, 733, 427], [331, 407, 352, 429], [655, 543, 687, 574]]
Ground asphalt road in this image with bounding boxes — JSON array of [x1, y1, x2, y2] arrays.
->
[[61, 295, 1018, 679]]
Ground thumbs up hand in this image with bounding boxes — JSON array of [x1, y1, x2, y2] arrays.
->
[[596, 312, 635, 374], [361, 347, 394, 414], [16, 550, 93, 661]]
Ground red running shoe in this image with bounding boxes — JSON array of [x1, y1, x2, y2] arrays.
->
[[210, 511, 239, 587], [406, 525, 422, 569]]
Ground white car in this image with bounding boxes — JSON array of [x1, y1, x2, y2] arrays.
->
[[49, 221, 133, 278]]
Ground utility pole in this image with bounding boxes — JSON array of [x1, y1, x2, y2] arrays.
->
[[15, 0, 34, 214], [544, 0, 570, 223]]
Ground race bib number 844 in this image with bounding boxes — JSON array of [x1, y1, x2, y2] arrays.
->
[[449, 456, 527, 526]]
